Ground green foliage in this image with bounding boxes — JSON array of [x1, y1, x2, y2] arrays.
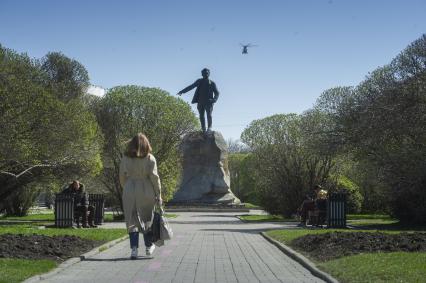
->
[[228, 153, 258, 204], [312, 34, 426, 224], [94, 85, 197, 207], [241, 113, 335, 217], [41, 51, 90, 102], [335, 175, 363, 213], [0, 45, 103, 215]]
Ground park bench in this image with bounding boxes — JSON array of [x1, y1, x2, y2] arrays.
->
[[307, 192, 347, 228], [54, 193, 105, 228]]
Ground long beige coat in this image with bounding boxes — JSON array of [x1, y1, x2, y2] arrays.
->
[[119, 154, 161, 233]]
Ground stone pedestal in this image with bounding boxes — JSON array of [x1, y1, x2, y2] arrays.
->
[[171, 131, 240, 205]]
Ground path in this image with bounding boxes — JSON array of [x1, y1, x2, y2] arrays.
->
[[38, 212, 324, 283]]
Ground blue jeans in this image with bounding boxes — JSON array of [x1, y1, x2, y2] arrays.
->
[[129, 231, 153, 248]]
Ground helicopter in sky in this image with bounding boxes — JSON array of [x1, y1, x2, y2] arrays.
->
[[240, 43, 258, 54]]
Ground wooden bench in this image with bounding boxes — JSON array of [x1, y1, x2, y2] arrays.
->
[[54, 193, 105, 228]]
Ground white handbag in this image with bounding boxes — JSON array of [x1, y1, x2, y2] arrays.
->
[[159, 207, 173, 240]]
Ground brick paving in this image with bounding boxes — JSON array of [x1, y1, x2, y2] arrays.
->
[[39, 212, 324, 283]]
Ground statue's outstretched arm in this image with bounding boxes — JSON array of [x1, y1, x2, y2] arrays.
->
[[178, 80, 199, 95]]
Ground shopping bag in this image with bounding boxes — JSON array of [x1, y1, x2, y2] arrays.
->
[[160, 214, 173, 240]]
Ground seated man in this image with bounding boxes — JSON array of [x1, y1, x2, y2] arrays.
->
[[313, 185, 328, 226], [62, 180, 97, 228], [298, 184, 328, 226]]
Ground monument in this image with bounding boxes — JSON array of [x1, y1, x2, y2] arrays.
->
[[173, 68, 241, 206], [171, 131, 241, 205]]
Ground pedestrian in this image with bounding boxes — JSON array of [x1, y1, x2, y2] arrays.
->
[[119, 133, 162, 259]]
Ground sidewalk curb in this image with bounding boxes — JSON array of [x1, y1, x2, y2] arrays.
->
[[260, 232, 339, 283], [23, 234, 129, 283]]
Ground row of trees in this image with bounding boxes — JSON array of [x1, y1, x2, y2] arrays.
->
[[0, 45, 198, 215], [231, 34, 426, 224]]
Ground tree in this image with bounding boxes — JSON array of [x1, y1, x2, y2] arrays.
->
[[94, 85, 197, 208], [312, 35, 426, 223], [226, 138, 249, 153], [228, 153, 258, 204], [41, 52, 90, 102], [241, 113, 335, 216], [0, 45, 103, 215]]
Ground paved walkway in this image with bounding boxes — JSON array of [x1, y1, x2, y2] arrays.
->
[[41, 212, 324, 283]]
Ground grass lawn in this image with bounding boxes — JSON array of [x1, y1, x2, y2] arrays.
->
[[266, 228, 346, 244], [0, 213, 54, 221], [347, 214, 393, 220], [243, 203, 262, 209], [0, 224, 127, 242], [0, 224, 127, 282], [238, 214, 297, 222], [266, 227, 426, 283], [0, 258, 57, 283], [319, 252, 426, 283]]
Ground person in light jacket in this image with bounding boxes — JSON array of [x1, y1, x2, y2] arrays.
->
[[119, 133, 162, 259]]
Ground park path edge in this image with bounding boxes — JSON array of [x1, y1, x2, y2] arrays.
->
[[23, 234, 129, 283], [260, 232, 340, 283]]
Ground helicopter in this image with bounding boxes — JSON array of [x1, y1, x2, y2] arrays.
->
[[240, 43, 258, 54]]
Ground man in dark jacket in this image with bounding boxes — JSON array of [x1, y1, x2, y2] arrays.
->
[[62, 180, 96, 228], [177, 68, 220, 132]]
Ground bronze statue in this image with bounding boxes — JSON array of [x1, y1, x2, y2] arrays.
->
[[177, 68, 219, 132]]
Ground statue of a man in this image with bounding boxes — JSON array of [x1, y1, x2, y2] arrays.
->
[[177, 68, 219, 132]]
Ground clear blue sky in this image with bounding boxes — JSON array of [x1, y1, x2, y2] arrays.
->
[[1, 0, 425, 140]]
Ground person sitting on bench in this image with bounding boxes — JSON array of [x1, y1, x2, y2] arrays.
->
[[62, 180, 97, 228], [313, 185, 328, 226], [298, 184, 328, 226]]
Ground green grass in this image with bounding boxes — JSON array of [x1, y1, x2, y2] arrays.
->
[[243, 203, 262, 209], [0, 224, 127, 242], [164, 213, 178, 219], [0, 223, 127, 282], [0, 258, 57, 283], [0, 213, 54, 221], [347, 214, 392, 220], [266, 228, 426, 283], [319, 252, 426, 283], [238, 214, 297, 222], [266, 228, 347, 244]]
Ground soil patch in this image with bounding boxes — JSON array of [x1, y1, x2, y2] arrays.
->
[[292, 232, 426, 261], [0, 234, 101, 262]]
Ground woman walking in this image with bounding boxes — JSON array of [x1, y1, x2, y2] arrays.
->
[[119, 133, 162, 259]]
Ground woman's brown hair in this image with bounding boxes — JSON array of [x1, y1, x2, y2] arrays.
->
[[125, 133, 152, 158]]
